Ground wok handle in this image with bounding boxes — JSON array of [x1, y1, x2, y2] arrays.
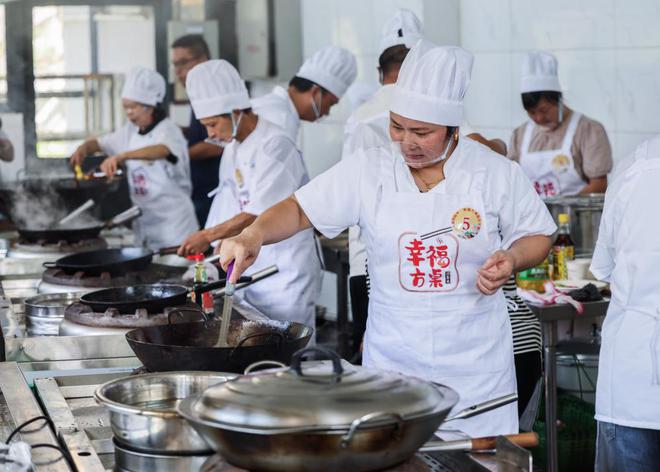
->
[[231, 331, 285, 357], [444, 393, 518, 422], [105, 205, 142, 228], [340, 412, 404, 448], [243, 360, 287, 374], [157, 245, 180, 256], [420, 432, 539, 453], [290, 346, 343, 380], [167, 307, 209, 325]]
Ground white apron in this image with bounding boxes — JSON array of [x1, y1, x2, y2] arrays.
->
[[363, 155, 518, 438], [519, 111, 585, 198], [124, 134, 198, 250], [593, 156, 660, 430], [205, 140, 322, 332]]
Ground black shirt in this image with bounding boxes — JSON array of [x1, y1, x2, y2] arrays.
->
[[187, 113, 221, 202]]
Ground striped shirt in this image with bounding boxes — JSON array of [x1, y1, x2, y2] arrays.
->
[[503, 275, 542, 355]]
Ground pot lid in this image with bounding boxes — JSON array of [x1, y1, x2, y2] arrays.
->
[[182, 347, 459, 434]]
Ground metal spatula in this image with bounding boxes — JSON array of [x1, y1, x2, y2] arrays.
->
[[216, 261, 235, 347]]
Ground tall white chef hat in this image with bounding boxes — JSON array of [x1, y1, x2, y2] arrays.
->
[[296, 46, 357, 98], [121, 67, 166, 106], [378, 9, 423, 57], [520, 51, 561, 94], [390, 40, 473, 126], [186, 59, 251, 119]]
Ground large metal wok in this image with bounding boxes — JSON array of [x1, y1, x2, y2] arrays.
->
[[178, 347, 520, 472], [43, 245, 180, 276], [18, 205, 141, 243]]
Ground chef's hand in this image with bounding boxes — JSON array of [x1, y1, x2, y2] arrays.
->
[[220, 228, 263, 284], [100, 155, 124, 177], [477, 250, 515, 295], [70, 145, 88, 167], [177, 230, 212, 256]]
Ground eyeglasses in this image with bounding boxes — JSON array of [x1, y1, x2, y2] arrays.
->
[[172, 56, 201, 70]]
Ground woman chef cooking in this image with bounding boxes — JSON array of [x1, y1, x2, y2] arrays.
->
[[70, 66, 198, 249], [219, 42, 557, 437]]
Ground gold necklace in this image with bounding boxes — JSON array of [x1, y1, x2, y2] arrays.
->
[[412, 165, 445, 192]]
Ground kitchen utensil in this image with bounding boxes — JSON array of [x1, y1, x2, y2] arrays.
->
[[217, 261, 235, 347], [95, 371, 235, 454], [43, 243, 179, 277], [177, 347, 519, 472], [419, 432, 538, 452], [24, 292, 82, 335], [55, 198, 95, 226], [19, 205, 141, 243], [79, 278, 249, 314]]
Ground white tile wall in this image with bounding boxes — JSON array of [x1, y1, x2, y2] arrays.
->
[[462, 0, 660, 162]]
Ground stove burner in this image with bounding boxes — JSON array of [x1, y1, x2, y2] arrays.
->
[[64, 301, 203, 328], [11, 237, 107, 256], [42, 264, 185, 288]]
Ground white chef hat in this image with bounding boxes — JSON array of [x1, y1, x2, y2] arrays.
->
[[520, 51, 561, 94], [390, 40, 473, 126], [121, 66, 166, 106], [296, 46, 357, 98], [378, 9, 423, 57], [185, 59, 251, 119]]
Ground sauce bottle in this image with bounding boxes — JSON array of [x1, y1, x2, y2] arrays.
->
[[552, 213, 575, 280]]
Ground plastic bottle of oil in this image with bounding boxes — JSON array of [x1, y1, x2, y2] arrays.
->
[[516, 256, 551, 292], [552, 213, 575, 280]]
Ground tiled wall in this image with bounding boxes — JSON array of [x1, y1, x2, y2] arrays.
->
[[461, 0, 660, 161]]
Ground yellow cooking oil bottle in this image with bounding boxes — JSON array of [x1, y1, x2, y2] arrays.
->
[[516, 256, 551, 292], [551, 213, 575, 280]]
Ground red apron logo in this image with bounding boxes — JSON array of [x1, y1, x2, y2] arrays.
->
[[131, 168, 148, 196], [399, 231, 459, 292]]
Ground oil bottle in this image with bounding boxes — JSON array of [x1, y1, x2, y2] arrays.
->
[[552, 213, 575, 280]]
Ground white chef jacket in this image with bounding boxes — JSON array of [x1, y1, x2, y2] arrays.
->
[[206, 117, 322, 327], [590, 134, 660, 430], [299, 136, 556, 266], [251, 86, 301, 141], [342, 84, 395, 278], [98, 118, 198, 249]]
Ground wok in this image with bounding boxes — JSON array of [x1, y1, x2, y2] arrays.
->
[[178, 347, 521, 472], [79, 278, 251, 314], [18, 205, 141, 243], [126, 318, 312, 373], [43, 245, 180, 276]]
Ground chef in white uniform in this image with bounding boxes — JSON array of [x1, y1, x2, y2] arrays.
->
[[590, 135, 660, 471], [219, 42, 556, 437], [70, 67, 198, 249], [509, 51, 612, 198], [177, 60, 322, 330], [343, 9, 509, 360], [251, 46, 357, 141]]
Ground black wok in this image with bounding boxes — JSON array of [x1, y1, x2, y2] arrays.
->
[[18, 206, 141, 243], [43, 245, 180, 276], [126, 318, 313, 373], [79, 279, 250, 314]]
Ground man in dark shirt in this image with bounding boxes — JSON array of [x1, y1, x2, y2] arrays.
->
[[171, 34, 222, 226]]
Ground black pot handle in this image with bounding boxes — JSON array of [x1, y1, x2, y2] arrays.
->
[[167, 307, 209, 325], [230, 331, 285, 359], [290, 346, 344, 380]]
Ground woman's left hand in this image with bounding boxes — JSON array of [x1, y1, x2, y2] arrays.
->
[[477, 250, 516, 295], [100, 155, 124, 177]]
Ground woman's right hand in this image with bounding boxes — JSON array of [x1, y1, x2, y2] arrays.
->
[[219, 228, 264, 283], [70, 145, 87, 167]]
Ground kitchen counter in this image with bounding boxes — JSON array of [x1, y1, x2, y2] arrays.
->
[[529, 299, 609, 472]]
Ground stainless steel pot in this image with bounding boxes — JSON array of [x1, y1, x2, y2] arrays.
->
[[95, 371, 236, 454], [24, 292, 81, 336], [545, 194, 604, 256], [177, 347, 475, 471]]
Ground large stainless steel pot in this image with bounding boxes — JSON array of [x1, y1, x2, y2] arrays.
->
[[24, 292, 81, 336], [95, 371, 235, 454], [178, 347, 461, 471], [545, 194, 604, 256]]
